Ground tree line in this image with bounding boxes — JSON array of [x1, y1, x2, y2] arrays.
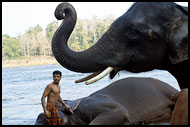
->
[[2, 15, 115, 60]]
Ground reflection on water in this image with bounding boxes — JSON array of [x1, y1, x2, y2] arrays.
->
[[2, 64, 180, 125]]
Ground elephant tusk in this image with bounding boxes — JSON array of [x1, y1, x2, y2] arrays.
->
[[75, 71, 102, 83], [148, 29, 152, 39], [85, 67, 114, 85]]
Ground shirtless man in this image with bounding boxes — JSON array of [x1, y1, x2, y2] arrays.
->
[[41, 70, 71, 125]]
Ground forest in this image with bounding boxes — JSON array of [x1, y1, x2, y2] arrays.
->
[[2, 15, 115, 60]]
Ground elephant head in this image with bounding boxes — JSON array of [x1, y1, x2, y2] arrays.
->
[[52, 2, 188, 84], [35, 99, 83, 125]]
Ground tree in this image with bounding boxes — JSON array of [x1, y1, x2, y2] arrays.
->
[[2, 34, 20, 59], [19, 34, 30, 56], [45, 21, 58, 56], [20, 24, 45, 56], [36, 32, 50, 56], [45, 21, 58, 42]]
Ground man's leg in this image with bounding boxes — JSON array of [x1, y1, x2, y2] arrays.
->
[[46, 104, 63, 125], [170, 89, 188, 125]]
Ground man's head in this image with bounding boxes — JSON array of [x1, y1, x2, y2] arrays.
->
[[53, 70, 62, 84]]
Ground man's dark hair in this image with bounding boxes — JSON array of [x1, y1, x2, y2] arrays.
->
[[53, 70, 62, 76]]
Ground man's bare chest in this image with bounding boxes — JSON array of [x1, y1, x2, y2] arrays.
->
[[51, 85, 60, 94]]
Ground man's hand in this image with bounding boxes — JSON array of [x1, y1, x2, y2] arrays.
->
[[66, 105, 70, 110], [59, 97, 74, 114], [44, 111, 51, 119], [65, 105, 73, 114]]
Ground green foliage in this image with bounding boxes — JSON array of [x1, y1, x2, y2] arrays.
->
[[2, 34, 20, 59], [45, 21, 58, 42], [2, 15, 115, 60]]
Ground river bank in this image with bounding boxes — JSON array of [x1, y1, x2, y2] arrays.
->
[[2, 56, 59, 68]]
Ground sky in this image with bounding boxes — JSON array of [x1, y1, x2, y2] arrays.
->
[[2, 2, 188, 37]]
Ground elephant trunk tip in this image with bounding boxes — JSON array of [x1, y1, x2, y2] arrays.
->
[[54, 2, 74, 20], [54, 3, 66, 20]]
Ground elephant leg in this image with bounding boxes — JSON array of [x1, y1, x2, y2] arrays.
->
[[170, 89, 188, 125], [89, 108, 129, 125]]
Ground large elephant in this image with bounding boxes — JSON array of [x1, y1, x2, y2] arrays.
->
[[52, 2, 188, 88], [35, 77, 179, 125], [52, 2, 188, 124]]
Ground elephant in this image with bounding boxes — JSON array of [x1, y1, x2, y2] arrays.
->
[[35, 77, 179, 125], [52, 2, 188, 88], [52, 2, 188, 124]]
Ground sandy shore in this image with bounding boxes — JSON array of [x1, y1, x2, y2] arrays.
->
[[2, 56, 59, 68]]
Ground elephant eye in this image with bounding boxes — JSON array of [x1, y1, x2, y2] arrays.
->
[[126, 26, 140, 40]]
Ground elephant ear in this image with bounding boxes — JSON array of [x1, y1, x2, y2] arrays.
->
[[167, 4, 188, 64]]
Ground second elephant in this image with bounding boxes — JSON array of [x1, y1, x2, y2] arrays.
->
[[35, 77, 178, 125]]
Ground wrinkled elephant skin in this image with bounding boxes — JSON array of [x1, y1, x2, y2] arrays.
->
[[35, 77, 179, 125]]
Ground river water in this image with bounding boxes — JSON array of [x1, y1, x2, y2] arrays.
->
[[2, 64, 180, 125]]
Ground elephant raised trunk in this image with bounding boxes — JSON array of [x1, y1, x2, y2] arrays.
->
[[52, 3, 118, 73], [52, 3, 127, 84]]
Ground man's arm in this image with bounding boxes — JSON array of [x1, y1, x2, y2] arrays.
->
[[41, 85, 51, 116], [58, 95, 68, 108], [58, 95, 73, 114]]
